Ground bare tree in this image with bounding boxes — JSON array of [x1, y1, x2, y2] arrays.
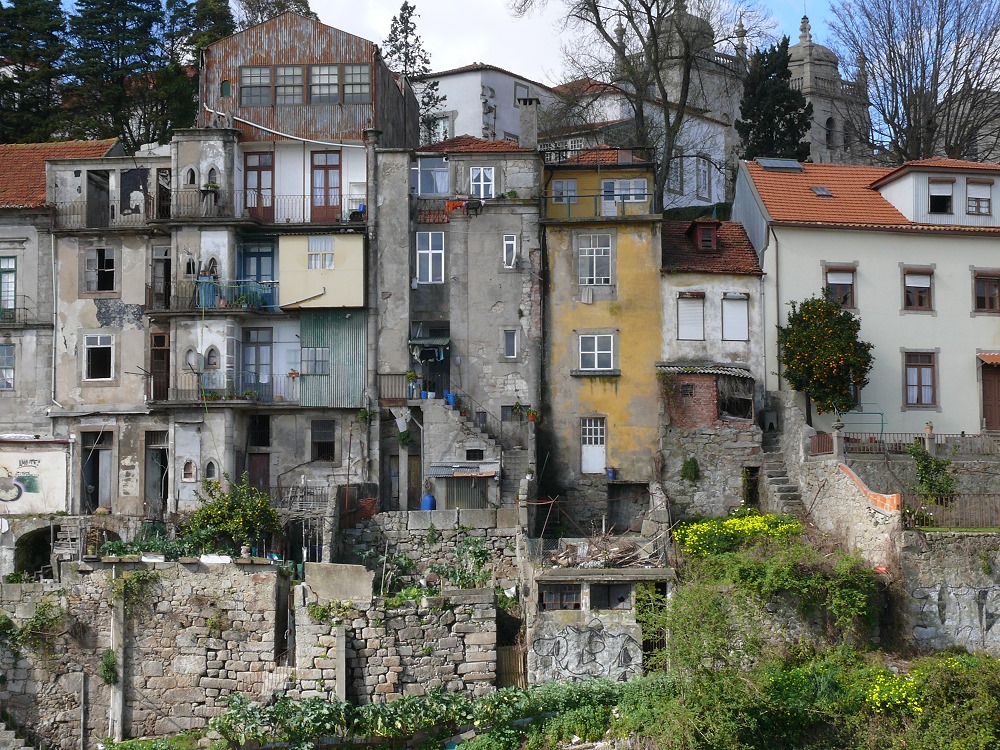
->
[[831, 0, 1000, 163], [511, 0, 770, 208]]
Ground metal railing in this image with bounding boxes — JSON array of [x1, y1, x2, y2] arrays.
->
[[809, 433, 834, 456], [903, 494, 1000, 530], [157, 190, 368, 224], [0, 300, 30, 325], [844, 432, 1000, 456], [54, 194, 159, 229], [450, 386, 509, 448], [540, 146, 655, 165], [145, 279, 278, 312], [149, 371, 302, 404], [542, 192, 655, 219], [378, 372, 410, 401]]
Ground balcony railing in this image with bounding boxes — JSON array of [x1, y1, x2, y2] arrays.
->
[[844, 432, 1000, 456], [0, 299, 31, 326], [149, 371, 301, 404], [378, 372, 411, 401], [145, 279, 278, 312], [54, 194, 160, 229], [542, 192, 655, 220], [540, 146, 655, 165], [154, 190, 368, 225], [903, 493, 1000, 530]]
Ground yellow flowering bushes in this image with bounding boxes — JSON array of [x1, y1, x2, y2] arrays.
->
[[674, 511, 801, 556]]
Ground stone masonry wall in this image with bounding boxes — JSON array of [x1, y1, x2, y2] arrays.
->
[[339, 510, 521, 586], [291, 588, 497, 704]]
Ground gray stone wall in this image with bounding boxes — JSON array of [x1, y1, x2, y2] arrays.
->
[[848, 458, 1000, 496], [898, 531, 1000, 654], [339, 510, 521, 586], [292, 588, 497, 704]]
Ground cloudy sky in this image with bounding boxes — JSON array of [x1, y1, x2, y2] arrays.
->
[[309, 0, 838, 87]]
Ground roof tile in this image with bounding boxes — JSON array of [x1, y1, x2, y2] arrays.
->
[[421, 135, 533, 154], [661, 220, 762, 275], [0, 139, 118, 209]]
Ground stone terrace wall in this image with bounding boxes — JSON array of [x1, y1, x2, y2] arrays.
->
[[850, 458, 1000, 496], [339, 510, 521, 585], [291, 588, 497, 704], [898, 531, 1000, 654], [0, 561, 286, 749]]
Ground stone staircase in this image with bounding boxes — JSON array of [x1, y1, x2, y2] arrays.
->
[[501, 448, 531, 503], [0, 720, 29, 750], [760, 430, 804, 516]]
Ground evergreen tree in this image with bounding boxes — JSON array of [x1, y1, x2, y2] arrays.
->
[[0, 0, 67, 142], [736, 37, 813, 161], [188, 0, 235, 64], [232, 0, 317, 30], [777, 294, 874, 425], [382, 2, 446, 143]]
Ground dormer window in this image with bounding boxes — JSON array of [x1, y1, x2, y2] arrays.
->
[[698, 225, 717, 250], [928, 180, 954, 214], [968, 181, 993, 216]]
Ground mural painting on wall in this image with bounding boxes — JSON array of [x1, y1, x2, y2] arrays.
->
[[0, 451, 67, 514], [532, 619, 642, 681]]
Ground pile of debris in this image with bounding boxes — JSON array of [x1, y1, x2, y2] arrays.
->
[[548, 533, 662, 568]]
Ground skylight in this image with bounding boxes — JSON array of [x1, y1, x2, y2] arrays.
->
[[810, 185, 833, 197], [756, 157, 804, 172]]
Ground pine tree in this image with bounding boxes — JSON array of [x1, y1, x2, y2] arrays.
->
[[188, 0, 235, 64], [0, 0, 67, 142], [232, 0, 317, 30], [736, 37, 813, 161], [382, 2, 446, 143]]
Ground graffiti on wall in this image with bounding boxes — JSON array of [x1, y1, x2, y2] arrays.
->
[[910, 583, 1000, 653], [0, 450, 66, 514], [531, 618, 641, 682]]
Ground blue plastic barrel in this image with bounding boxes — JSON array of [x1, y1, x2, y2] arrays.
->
[[421, 493, 436, 511]]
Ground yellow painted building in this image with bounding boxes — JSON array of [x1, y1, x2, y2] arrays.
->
[[541, 153, 663, 525], [277, 233, 365, 308]]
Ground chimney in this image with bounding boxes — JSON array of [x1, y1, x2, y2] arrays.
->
[[518, 97, 540, 150]]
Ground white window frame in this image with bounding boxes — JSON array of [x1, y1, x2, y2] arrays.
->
[[929, 180, 954, 214], [300, 346, 330, 375], [84, 333, 114, 380], [553, 179, 578, 204], [579, 333, 614, 371], [667, 150, 683, 193], [503, 329, 518, 359], [826, 268, 856, 308], [578, 234, 612, 286], [502, 234, 518, 269], [0, 343, 13, 390], [0, 257, 15, 314], [417, 231, 444, 284], [580, 417, 606, 474], [968, 181, 992, 216], [722, 294, 749, 341], [620, 178, 648, 202], [677, 295, 705, 340], [83, 247, 117, 294], [307, 236, 335, 270], [696, 155, 712, 201], [471, 166, 494, 199], [413, 157, 449, 196]]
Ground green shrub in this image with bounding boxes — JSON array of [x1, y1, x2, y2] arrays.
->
[[673, 510, 801, 557], [99, 647, 118, 685]]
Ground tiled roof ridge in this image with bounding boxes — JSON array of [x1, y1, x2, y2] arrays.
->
[[421, 134, 533, 153]]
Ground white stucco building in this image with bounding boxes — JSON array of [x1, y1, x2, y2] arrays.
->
[[733, 156, 1000, 435]]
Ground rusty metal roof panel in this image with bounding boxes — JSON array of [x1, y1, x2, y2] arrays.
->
[[199, 12, 417, 146]]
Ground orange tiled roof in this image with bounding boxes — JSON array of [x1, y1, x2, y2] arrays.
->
[[0, 139, 118, 209], [421, 135, 533, 154], [867, 156, 1000, 189], [744, 161, 905, 226], [562, 145, 650, 165], [662, 220, 762, 275]]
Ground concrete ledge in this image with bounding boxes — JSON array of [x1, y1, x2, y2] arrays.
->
[[407, 510, 458, 530], [443, 587, 495, 604], [458, 509, 496, 528], [305, 563, 374, 603], [496, 508, 519, 529]]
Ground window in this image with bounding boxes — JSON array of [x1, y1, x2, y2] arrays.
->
[[826, 269, 855, 308], [84, 248, 116, 293], [696, 155, 711, 200], [240, 66, 271, 105], [84, 334, 113, 380], [619, 179, 648, 202], [722, 294, 749, 340], [182, 460, 196, 481], [680, 383, 695, 397], [677, 294, 705, 340], [904, 272, 933, 311], [667, 150, 683, 193], [471, 167, 494, 199], [698, 226, 716, 250], [0, 344, 13, 390], [274, 66, 303, 103], [412, 157, 449, 196], [342, 64, 370, 103], [578, 234, 612, 285], [513, 82, 530, 104], [311, 419, 336, 460], [552, 179, 577, 203], [539, 584, 581, 611], [310, 65, 339, 103], [591, 583, 631, 610], [718, 374, 754, 419], [308, 236, 335, 269], [300, 347, 330, 375], [416, 232, 444, 283], [968, 181, 992, 215], [503, 329, 518, 359], [248, 415, 270, 447], [976, 274, 1000, 312], [205, 461, 217, 479], [579, 333, 614, 370], [0, 257, 15, 316], [905, 352, 936, 406], [929, 180, 953, 214], [205, 347, 220, 369], [184, 168, 196, 186], [825, 117, 836, 149], [502, 234, 518, 268]]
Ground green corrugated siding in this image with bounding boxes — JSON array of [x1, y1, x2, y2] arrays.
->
[[300, 310, 367, 407]]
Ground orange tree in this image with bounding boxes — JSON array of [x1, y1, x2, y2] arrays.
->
[[777, 294, 874, 425]]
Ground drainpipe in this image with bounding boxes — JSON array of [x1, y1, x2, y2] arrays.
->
[[50, 232, 63, 410], [364, 129, 381, 493]]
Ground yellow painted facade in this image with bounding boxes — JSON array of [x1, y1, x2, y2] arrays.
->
[[277, 233, 365, 308], [544, 164, 663, 494]]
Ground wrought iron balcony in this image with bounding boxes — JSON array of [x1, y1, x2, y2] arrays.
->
[[145, 279, 278, 312], [152, 190, 368, 224], [148, 371, 302, 404]]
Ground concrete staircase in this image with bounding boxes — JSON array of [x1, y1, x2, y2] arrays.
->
[[0, 720, 29, 750], [501, 448, 531, 503], [760, 430, 804, 516]]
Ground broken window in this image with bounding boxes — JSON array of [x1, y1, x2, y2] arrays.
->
[[539, 583, 581, 611], [84, 248, 116, 293], [311, 419, 335, 461], [81, 431, 113, 513], [718, 374, 754, 420], [84, 334, 113, 380], [591, 583, 632, 610]]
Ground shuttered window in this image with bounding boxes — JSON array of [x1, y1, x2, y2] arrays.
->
[[677, 295, 704, 340], [722, 295, 749, 341]]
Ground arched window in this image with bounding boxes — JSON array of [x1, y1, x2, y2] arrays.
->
[[207, 258, 218, 276], [220, 80, 231, 97], [185, 258, 197, 277], [185, 348, 197, 369], [185, 168, 196, 186], [182, 460, 196, 481], [205, 347, 220, 369], [207, 168, 218, 185], [825, 118, 836, 150], [205, 460, 217, 479]]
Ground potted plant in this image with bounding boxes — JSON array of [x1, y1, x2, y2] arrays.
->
[[526, 408, 539, 422]]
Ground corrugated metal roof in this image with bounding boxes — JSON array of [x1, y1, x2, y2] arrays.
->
[[655, 364, 754, 379], [427, 462, 499, 478], [978, 353, 1000, 365]]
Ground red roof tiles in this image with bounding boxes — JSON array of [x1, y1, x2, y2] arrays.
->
[[0, 140, 118, 209], [421, 135, 533, 153], [661, 220, 762, 275], [867, 156, 1000, 189]]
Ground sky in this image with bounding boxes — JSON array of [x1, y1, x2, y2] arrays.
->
[[309, 0, 838, 87]]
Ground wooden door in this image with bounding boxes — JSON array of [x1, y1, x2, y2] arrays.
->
[[984, 365, 1000, 430], [311, 151, 341, 222], [150, 331, 169, 401], [407, 454, 421, 510], [245, 152, 273, 222], [248, 453, 270, 493]]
